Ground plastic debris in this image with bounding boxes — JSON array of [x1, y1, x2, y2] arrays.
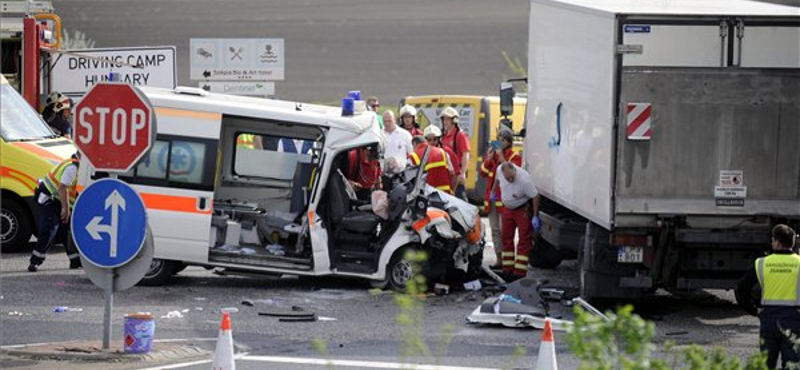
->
[[53, 307, 83, 313], [161, 310, 184, 319], [8, 311, 24, 316], [265, 244, 285, 256], [318, 316, 337, 322], [463, 280, 482, 291], [241, 300, 254, 307], [181, 309, 190, 313], [434, 283, 450, 296], [221, 307, 239, 314]]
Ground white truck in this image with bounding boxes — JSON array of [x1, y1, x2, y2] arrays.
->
[[523, 0, 800, 302]]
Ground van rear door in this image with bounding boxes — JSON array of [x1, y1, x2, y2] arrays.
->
[[118, 108, 221, 264]]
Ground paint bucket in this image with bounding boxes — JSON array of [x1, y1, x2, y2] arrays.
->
[[123, 313, 155, 354]]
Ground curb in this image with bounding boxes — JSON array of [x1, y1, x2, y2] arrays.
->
[[1, 341, 211, 363]]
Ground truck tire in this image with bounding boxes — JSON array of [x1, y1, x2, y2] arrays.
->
[[139, 259, 180, 286], [529, 237, 562, 269], [1, 197, 33, 253]]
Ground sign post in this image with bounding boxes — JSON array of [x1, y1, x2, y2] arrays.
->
[[72, 82, 155, 350]]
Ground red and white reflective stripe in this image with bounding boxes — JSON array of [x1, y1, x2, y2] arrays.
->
[[626, 102, 652, 140]]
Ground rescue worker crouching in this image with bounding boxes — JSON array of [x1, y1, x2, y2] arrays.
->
[[29, 153, 82, 272], [346, 145, 382, 201], [480, 130, 522, 266], [409, 128, 454, 194], [737, 224, 800, 370]]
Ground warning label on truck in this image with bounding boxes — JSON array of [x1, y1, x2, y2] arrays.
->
[[715, 170, 746, 207]]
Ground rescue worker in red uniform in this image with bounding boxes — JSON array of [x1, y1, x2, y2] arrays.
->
[[480, 130, 522, 266], [29, 154, 82, 272], [440, 107, 470, 201], [346, 146, 382, 201], [409, 131, 454, 194], [495, 162, 540, 280], [399, 105, 423, 137], [425, 125, 460, 192]]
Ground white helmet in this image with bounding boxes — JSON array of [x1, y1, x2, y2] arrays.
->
[[423, 125, 442, 138], [439, 106, 460, 124], [399, 104, 417, 117]]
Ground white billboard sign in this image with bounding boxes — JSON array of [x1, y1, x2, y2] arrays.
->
[[190, 38, 284, 81], [51, 46, 176, 97]]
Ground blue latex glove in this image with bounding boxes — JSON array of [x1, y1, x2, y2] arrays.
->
[[490, 193, 497, 203], [532, 216, 542, 234]]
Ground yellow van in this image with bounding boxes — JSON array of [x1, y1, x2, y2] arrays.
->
[[401, 95, 526, 203], [1, 76, 75, 251]]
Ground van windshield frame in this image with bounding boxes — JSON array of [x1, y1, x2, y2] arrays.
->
[[0, 84, 59, 142]]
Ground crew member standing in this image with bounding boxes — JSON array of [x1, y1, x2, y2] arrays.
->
[[738, 224, 800, 370], [425, 126, 460, 192], [399, 105, 423, 137], [480, 130, 522, 265], [440, 107, 470, 201], [409, 132, 454, 194], [41, 92, 72, 139], [29, 154, 82, 272], [382, 110, 413, 169], [495, 162, 540, 280]]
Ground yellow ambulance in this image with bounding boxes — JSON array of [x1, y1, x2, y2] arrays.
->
[[401, 95, 526, 203], [1, 75, 75, 251]]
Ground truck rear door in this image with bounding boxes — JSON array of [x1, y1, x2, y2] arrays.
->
[[614, 16, 800, 223]]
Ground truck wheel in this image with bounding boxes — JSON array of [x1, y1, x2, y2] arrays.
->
[[139, 259, 180, 286], [529, 238, 562, 269], [1, 198, 32, 253]]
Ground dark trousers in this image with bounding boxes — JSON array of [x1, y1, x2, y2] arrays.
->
[[30, 200, 78, 266], [455, 184, 467, 202], [762, 331, 800, 370]]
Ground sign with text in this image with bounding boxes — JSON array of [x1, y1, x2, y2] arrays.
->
[[190, 38, 284, 81], [52, 47, 176, 97], [198, 81, 275, 96]]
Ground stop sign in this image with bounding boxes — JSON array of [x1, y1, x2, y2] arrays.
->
[[74, 83, 156, 172]]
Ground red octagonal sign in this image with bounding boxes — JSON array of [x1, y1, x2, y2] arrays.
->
[[74, 83, 156, 172]]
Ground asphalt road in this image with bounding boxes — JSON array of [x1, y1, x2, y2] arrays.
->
[[50, 0, 530, 106], [1, 238, 762, 369]]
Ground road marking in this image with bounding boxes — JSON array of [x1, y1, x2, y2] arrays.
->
[[133, 355, 502, 370], [240, 356, 501, 370], [153, 337, 217, 343]]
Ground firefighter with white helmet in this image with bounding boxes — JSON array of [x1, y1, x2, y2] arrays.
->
[[440, 106, 470, 200], [41, 91, 72, 139], [399, 104, 423, 137]]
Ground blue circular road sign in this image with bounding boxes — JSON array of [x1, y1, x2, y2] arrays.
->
[[71, 178, 148, 269]]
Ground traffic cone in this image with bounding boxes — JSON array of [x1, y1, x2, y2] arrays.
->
[[535, 319, 558, 370], [210, 312, 235, 370]]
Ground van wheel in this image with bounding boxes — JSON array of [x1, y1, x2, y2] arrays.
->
[[139, 259, 180, 286], [1, 198, 32, 253], [383, 246, 428, 292]]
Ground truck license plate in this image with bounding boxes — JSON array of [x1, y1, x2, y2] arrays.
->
[[617, 246, 643, 263]]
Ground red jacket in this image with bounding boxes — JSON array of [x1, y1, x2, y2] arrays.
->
[[348, 148, 381, 190], [480, 148, 521, 213], [409, 143, 453, 194]]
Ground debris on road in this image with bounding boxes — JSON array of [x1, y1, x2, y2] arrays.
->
[[241, 299, 255, 307], [161, 311, 184, 319], [53, 307, 83, 313], [463, 280, 482, 291], [434, 283, 450, 296]]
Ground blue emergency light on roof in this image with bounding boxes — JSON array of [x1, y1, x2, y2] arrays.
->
[[348, 90, 361, 101], [342, 97, 355, 116]]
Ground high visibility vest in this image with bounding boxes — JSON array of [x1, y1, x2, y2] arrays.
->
[[756, 253, 800, 306], [43, 158, 79, 206], [410, 145, 452, 194], [237, 134, 256, 149]]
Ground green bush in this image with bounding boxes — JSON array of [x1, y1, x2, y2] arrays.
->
[[566, 305, 768, 370]]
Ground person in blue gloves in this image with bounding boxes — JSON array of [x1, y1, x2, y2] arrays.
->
[[495, 162, 540, 280]]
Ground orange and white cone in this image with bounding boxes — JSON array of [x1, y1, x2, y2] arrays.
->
[[535, 319, 558, 370], [211, 312, 235, 370]]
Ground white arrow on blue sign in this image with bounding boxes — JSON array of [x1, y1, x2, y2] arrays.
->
[[71, 178, 148, 269]]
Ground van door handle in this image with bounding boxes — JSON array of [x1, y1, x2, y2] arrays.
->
[[197, 197, 209, 211]]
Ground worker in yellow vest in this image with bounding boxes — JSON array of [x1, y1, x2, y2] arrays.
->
[[236, 133, 263, 150], [28, 153, 82, 272], [738, 224, 800, 369]]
